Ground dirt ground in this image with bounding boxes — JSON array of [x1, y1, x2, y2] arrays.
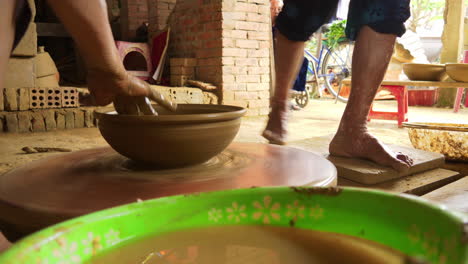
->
[[0, 99, 467, 175]]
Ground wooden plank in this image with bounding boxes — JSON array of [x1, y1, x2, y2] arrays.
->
[[342, 78, 468, 88], [338, 168, 462, 196], [36, 23, 70, 37], [422, 176, 468, 213], [291, 136, 445, 185]]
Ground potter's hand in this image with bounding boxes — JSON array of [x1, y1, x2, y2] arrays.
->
[[86, 68, 177, 115]]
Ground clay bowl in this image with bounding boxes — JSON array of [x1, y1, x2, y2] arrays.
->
[[95, 104, 246, 168], [402, 63, 446, 81], [445, 63, 468, 82], [1, 187, 467, 263]]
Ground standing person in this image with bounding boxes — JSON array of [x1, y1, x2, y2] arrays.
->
[[263, 0, 414, 172]]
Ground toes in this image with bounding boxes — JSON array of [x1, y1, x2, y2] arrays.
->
[[396, 152, 414, 166], [391, 160, 411, 173]]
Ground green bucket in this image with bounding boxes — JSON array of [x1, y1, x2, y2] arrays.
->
[[0, 187, 467, 263]]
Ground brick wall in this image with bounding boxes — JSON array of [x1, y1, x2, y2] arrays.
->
[[167, 0, 272, 116], [148, 0, 176, 38], [120, 0, 149, 40], [220, 0, 271, 116]]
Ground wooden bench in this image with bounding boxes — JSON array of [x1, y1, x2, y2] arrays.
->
[[341, 79, 468, 127]]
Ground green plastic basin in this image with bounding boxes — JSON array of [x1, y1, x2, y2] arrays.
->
[[0, 187, 467, 263]]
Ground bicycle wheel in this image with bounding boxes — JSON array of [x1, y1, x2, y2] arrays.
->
[[321, 41, 354, 103]]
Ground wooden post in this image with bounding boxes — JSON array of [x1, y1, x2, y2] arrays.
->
[[437, 0, 465, 107]]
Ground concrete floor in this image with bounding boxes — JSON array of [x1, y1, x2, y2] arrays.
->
[[1, 99, 467, 176]]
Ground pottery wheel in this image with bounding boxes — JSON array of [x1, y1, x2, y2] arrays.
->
[[0, 143, 336, 240]]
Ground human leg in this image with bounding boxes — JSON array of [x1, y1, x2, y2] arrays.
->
[[263, 0, 339, 144], [329, 0, 413, 172]]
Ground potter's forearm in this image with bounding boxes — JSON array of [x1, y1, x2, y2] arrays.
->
[[46, 0, 120, 72]]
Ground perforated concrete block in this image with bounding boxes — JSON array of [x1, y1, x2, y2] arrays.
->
[[45, 87, 62, 108], [61, 87, 79, 108], [29, 87, 47, 109]]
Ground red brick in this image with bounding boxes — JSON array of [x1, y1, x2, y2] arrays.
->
[[222, 83, 247, 91], [222, 57, 235, 65], [258, 40, 271, 49], [204, 21, 222, 31], [223, 90, 235, 100], [196, 48, 223, 58], [236, 39, 259, 49], [223, 38, 236, 47], [223, 30, 248, 39], [170, 58, 197, 67], [223, 66, 248, 75], [248, 0, 267, 3], [247, 83, 269, 91], [222, 99, 248, 108], [247, 31, 270, 41], [234, 3, 258, 13], [235, 58, 258, 66], [261, 74, 270, 83], [235, 21, 262, 31], [223, 12, 246, 21], [245, 108, 260, 116], [205, 39, 223, 49], [247, 49, 269, 58], [197, 66, 219, 77], [197, 58, 222, 66], [234, 91, 258, 100], [257, 5, 270, 15], [248, 99, 269, 108], [222, 75, 236, 83], [246, 13, 269, 23], [259, 58, 270, 66], [171, 66, 195, 76], [223, 48, 247, 57], [247, 66, 270, 74], [258, 91, 271, 99]]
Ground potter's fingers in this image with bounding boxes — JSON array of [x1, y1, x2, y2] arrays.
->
[[135, 96, 158, 115], [148, 86, 177, 112], [114, 95, 140, 115]]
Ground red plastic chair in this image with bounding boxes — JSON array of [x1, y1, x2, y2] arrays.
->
[[453, 50, 468, 113]]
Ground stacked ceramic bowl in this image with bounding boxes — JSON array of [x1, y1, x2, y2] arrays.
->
[[403, 63, 468, 82]]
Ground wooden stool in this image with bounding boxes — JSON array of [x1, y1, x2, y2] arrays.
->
[[368, 85, 408, 127]]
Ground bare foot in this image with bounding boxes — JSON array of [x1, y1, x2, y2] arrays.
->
[[262, 101, 288, 145], [329, 130, 413, 172]]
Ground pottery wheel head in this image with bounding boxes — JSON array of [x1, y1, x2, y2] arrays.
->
[[87, 149, 254, 182]]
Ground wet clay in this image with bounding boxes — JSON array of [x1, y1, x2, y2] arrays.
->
[[91, 226, 412, 264], [95, 104, 246, 168], [0, 143, 337, 241]]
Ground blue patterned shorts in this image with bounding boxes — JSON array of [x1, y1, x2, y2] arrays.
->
[[275, 0, 411, 42]]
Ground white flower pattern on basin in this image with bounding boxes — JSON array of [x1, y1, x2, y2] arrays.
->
[[286, 200, 306, 219], [252, 196, 281, 224], [226, 202, 247, 223], [208, 208, 223, 222]]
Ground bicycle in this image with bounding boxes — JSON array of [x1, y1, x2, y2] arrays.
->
[[302, 37, 355, 104]]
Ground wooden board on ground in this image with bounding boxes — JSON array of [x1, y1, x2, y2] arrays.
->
[[422, 176, 468, 214], [339, 168, 462, 196], [291, 136, 445, 185]]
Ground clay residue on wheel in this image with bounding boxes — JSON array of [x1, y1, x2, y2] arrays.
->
[[290, 187, 343, 196]]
